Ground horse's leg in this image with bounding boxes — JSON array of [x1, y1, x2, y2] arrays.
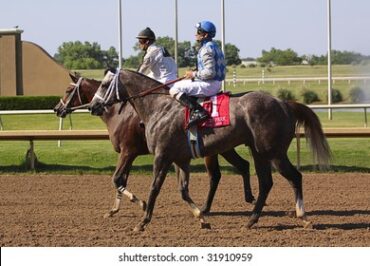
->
[[176, 161, 211, 229], [134, 155, 171, 232], [221, 149, 255, 204], [272, 155, 312, 228], [104, 152, 146, 219], [246, 151, 273, 228], [201, 155, 221, 214]]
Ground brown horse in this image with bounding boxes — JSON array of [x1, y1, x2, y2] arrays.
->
[[54, 72, 255, 218], [89, 69, 331, 231]]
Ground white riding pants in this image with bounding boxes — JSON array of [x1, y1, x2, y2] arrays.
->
[[169, 79, 222, 99]]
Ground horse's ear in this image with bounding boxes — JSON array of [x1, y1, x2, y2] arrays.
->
[[104, 67, 117, 76], [69, 72, 79, 83]]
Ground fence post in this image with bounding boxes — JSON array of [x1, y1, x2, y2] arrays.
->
[[364, 108, 368, 128], [69, 114, 73, 130], [232, 66, 236, 88], [58, 117, 63, 147]]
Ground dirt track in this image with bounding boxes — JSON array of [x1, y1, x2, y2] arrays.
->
[[0, 173, 369, 246]]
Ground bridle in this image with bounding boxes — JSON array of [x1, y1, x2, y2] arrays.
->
[[59, 77, 90, 111], [92, 72, 123, 107], [92, 71, 185, 107]]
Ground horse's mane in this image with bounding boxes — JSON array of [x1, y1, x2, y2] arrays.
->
[[120, 69, 166, 94], [122, 69, 162, 85]]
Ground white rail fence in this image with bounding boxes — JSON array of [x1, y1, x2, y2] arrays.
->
[[0, 109, 89, 146], [225, 75, 370, 86]]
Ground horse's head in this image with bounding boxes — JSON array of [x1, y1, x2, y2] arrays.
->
[[89, 70, 127, 116], [54, 73, 100, 118]]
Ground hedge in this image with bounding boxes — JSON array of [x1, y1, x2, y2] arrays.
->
[[0, 96, 60, 110]]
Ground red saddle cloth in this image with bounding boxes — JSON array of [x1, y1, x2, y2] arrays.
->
[[185, 93, 230, 128]]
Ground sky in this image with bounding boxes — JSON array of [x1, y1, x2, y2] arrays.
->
[[1, 0, 370, 59]]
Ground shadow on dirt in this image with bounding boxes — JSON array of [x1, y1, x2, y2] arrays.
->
[[2, 163, 370, 174], [207, 209, 370, 231]]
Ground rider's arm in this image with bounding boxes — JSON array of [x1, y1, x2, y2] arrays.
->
[[138, 47, 160, 75], [195, 45, 216, 80]]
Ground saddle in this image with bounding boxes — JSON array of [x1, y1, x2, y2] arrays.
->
[[185, 92, 231, 159], [185, 92, 230, 129]]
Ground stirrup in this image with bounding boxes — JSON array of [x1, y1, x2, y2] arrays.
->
[[187, 111, 209, 128]]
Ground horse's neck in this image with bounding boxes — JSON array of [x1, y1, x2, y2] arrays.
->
[[101, 103, 137, 131], [130, 93, 175, 124], [122, 71, 180, 124]]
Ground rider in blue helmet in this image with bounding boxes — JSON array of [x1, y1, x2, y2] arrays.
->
[[196, 21, 216, 38], [169, 20, 226, 128]]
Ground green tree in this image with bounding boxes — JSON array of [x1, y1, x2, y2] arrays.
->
[[54, 41, 118, 69], [225, 43, 242, 65], [332, 50, 363, 64], [257, 47, 302, 65], [303, 50, 368, 65], [156, 37, 197, 67], [123, 55, 142, 69], [103, 46, 119, 68]]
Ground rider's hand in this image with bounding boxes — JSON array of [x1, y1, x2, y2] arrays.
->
[[184, 70, 195, 79]]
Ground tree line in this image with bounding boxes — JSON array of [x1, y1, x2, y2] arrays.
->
[[54, 39, 370, 69]]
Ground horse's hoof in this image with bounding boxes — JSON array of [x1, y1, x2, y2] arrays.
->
[[245, 196, 256, 204], [286, 211, 296, 218], [140, 201, 147, 211], [246, 221, 255, 229], [103, 210, 118, 219], [246, 215, 258, 229], [200, 222, 211, 229], [103, 213, 111, 219], [200, 206, 211, 215], [133, 224, 145, 232], [302, 219, 313, 229]]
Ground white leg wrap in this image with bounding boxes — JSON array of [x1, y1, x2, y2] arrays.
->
[[295, 198, 305, 218], [123, 189, 134, 201], [112, 197, 121, 211]]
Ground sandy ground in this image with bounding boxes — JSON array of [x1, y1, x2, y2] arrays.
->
[[0, 173, 369, 246]]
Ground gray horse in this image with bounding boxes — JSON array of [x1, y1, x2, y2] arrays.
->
[[89, 69, 331, 231], [54, 73, 255, 218]]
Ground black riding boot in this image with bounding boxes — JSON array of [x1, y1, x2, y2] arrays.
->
[[178, 94, 209, 128]]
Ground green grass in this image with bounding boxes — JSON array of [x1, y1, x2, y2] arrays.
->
[[0, 111, 369, 174]]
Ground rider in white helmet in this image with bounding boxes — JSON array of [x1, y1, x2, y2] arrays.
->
[[169, 21, 226, 128], [136, 27, 178, 84]]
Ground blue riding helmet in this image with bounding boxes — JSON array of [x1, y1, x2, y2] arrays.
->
[[196, 21, 216, 38]]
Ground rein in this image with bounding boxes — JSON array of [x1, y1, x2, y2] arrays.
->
[[126, 76, 185, 100], [94, 72, 185, 107]]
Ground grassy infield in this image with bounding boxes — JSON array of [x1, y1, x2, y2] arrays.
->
[[0, 65, 369, 174]]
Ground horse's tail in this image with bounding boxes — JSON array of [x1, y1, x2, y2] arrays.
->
[[286, 101, 331, 168]]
